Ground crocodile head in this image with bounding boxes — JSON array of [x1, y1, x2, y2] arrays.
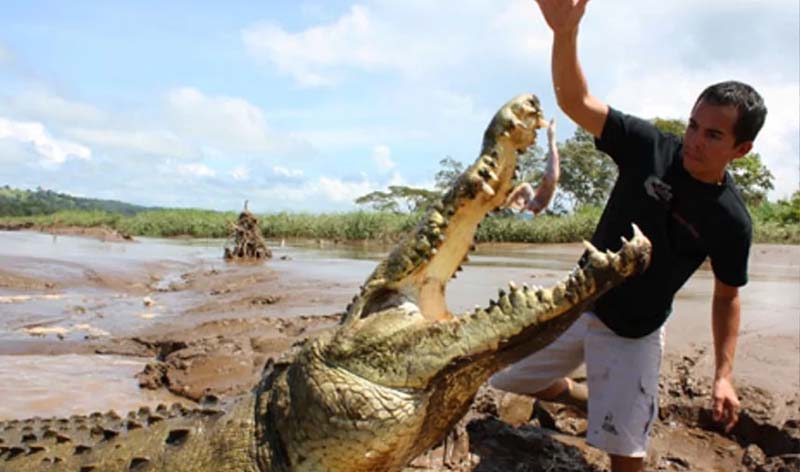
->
[[258, 94, 652, 471]]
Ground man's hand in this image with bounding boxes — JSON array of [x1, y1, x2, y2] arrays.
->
[[712, 376, 740, 433], [711, 278, 742, 433], [503, 182, 536, 212], [546, 117, 557, 145], [534, 0, 591, 34]]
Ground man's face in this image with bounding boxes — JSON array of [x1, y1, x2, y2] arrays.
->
[[682, 99, 752, 183]]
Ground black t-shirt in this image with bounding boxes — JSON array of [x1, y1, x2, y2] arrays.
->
[[589, 107, 752, 338]]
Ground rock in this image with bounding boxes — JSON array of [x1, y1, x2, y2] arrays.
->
[[742, 444, 767, 468]]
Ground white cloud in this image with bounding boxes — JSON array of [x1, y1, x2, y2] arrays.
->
[[242, 2, 548, 87], [175, 163, 215, 178], [66, 127, 190, 158], [165, 87, 273, 152], [243, 6, 381, 87], [316, 175, 375, 203], [371, 145, 394, 172], [164, 87, 314, 157], [230, 165, 250, 181], [6, 90, 105, 126], [0, 117, 90, 168], [273, 165, 304, 178]]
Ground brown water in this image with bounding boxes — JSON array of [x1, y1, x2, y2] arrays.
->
[[0, 231, 797, 419], [0, 355, 185, 420]]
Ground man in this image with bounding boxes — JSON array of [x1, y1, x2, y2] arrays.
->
[[490, 1, 767, 471]]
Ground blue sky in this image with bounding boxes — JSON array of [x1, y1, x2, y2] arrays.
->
[[1, 1, 798, 212]]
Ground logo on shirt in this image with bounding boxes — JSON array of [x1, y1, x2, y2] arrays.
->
[[644, 175, 673, 204], [644, 175, 701, 240]]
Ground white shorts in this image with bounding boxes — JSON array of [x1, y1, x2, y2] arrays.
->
[[489, 312, 665, 458]]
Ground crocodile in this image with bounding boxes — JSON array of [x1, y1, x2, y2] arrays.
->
[[0, 94, 652, 472]]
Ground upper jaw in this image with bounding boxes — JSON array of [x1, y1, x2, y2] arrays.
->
[[341, 94, 548, 324]]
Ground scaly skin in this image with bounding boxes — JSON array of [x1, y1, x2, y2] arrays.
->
[[0, 94, 651, 471]]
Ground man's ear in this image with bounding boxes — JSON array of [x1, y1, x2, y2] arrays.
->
[[733, 141, 753, 160]]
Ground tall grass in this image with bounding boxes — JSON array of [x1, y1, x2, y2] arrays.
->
[[476, 207, 602, 243], [260, 211, 414, 242], [0, 210, 122, 228], [0, 205, 797, 244], [117, 210, 233, 238]]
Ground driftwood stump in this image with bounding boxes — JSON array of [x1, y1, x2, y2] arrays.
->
[[224, 202, 272, 261]]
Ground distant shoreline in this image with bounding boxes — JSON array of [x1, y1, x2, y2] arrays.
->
[[1, 207, 798, 244]]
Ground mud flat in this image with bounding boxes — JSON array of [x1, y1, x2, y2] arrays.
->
[[0, 230, 797, 471]]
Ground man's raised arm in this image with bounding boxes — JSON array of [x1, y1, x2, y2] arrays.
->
[[535, 0, 609, 138]]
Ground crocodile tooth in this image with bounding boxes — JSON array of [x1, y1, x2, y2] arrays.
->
[[481, 182, 495, 196], [428, 210, 445, 226]]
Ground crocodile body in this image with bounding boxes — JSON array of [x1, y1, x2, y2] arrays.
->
[[0, 94, 652, 471]]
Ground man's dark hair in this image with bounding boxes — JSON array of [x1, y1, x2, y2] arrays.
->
[[696, 81, 767, 144]]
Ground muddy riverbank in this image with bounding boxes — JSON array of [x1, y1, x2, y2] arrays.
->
[[0, 230, 797, 470]]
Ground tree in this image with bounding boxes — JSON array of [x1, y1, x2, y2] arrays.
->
[[652, 117, 686, 137], [729, 153, 774, 206], [434, 156, 464, 191], [355, 186, 439, 213], [555, 128, 617, 209], [515, 143, 546, 183], [356, 156, 466, 213]]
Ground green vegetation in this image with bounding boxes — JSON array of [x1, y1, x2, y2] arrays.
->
[[2, 201, 796, 244], [750, 191, 800, 244], [0, 186, 150, 216]]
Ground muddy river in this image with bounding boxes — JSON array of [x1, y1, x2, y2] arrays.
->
[[0, 230, 797, 420]]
